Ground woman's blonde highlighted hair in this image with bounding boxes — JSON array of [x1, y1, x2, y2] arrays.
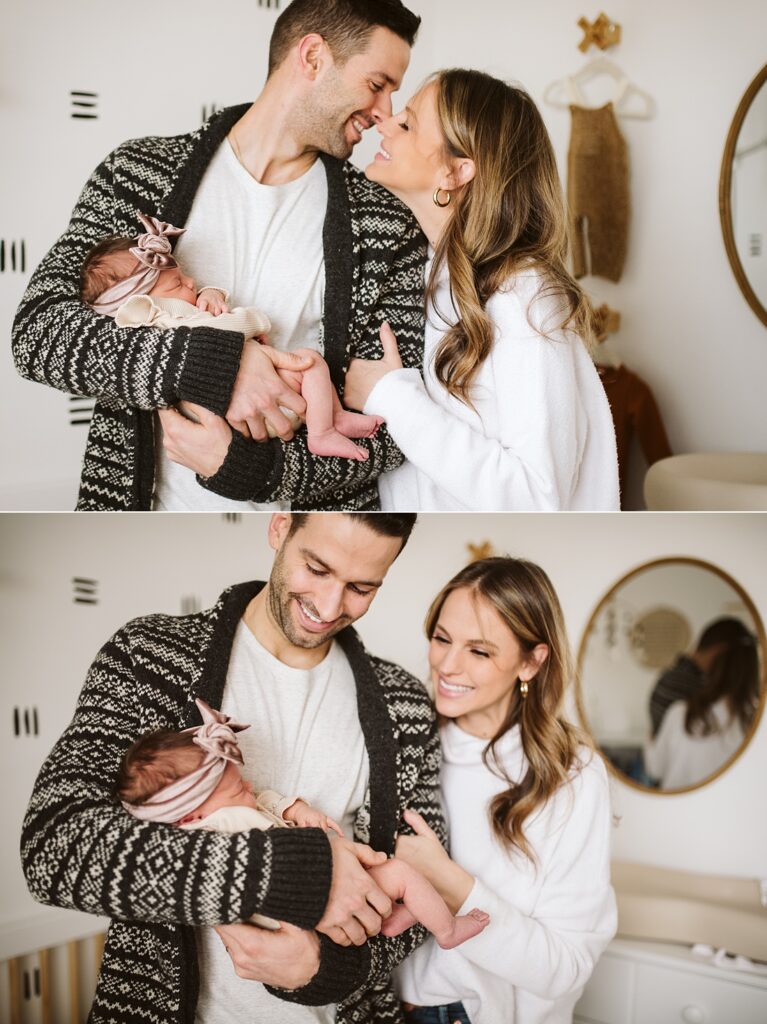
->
[[426, 557, 592, 863], [427, 68, 595, 407]]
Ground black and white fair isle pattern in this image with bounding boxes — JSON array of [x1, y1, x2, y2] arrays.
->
[[21, 582, 444, 1023], [12, 104, 427, 511]]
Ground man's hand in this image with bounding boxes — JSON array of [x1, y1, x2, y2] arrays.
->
[[196, 288, 230, 316], [226, 340, 312, 441], [158, 404, 232, 477], [316, 838, 392, 947], [214, 922, 320, 988]]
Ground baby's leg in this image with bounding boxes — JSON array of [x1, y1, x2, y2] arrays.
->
[[331, 389, 385, 440], [295, 352, 369, 460], [368, 860, 489, 950]]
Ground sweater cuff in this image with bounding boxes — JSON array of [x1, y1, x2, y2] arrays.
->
[[245, 827, 331, 930], [457, 876, 481, 917], [176, 326, 244, 415], [266, 933, 370, 1006], [363, 367, 423, 418], [197, 430, 281, 501]]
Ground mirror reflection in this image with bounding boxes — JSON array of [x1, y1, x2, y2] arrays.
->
[[577, 559, 764, 792]]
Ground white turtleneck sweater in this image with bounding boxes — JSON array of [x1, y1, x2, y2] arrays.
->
[[365, 260, 620, 510], [395, 721, 617, 1024]]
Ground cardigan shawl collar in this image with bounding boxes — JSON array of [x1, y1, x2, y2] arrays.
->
[[159, 104, 354, 394], [189, 580, 401, 856]]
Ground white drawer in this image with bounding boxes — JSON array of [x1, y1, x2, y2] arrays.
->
[[634, 962, 767, 1024], [574, 953, 634, 1024]]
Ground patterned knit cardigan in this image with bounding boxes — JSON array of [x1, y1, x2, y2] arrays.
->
[[21, 582, 444, 1023], [11, 104, 428, 511]]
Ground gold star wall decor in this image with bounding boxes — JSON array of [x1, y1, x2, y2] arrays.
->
[[467, 541, 495, 562], [577, 13, 622, 53]]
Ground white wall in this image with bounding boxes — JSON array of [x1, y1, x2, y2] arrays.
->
[[1, 511, 765, 958], [2, 1, 766, 509]]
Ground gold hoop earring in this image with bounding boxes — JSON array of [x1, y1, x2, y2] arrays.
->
[[520, 679, 529, 699], [432, 187, 451, 208]]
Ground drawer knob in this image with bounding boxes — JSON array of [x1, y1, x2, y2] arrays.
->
[[681, 1006, 706, 1024]]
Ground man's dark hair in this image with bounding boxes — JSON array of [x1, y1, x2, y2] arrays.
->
[[268, 0, 421, 75], [288, 512, 417, 552]]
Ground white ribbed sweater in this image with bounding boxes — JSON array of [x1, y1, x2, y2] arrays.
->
[[395, 722, 617, 1024]]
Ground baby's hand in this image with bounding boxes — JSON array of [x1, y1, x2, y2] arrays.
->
[[197, 288, 229, 316], [284, 799, 344, 837]]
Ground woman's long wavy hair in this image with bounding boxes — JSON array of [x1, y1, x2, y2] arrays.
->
[[425, 557, 591, 863], [684, 618, 760, 737], [426, 68, 595, 408]]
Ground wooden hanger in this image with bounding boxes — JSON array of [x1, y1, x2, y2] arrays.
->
[[544, 56, 654, 120]]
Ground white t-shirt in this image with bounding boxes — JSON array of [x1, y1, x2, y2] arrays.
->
[[643, 698, 745, 789], [366, 256, 619, 510], [154, 141, 327, 511], [395, 721, 616, 1024], [194, 621, 369, 1024]]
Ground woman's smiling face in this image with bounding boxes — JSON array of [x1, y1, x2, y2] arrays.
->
[[366, 81, 449, 200], [429, 587, 546, 738]]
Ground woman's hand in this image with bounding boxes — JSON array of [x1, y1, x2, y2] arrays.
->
[[158, 404, 232, 478], [344, 321, 403, 411], [395, 809, 474, 914]]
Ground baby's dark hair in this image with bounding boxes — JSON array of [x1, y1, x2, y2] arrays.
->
[[115, 729, 204, 806], [80, 236, 136, 305]]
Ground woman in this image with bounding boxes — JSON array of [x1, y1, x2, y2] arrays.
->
[[344, 69, 619, 510], [394, 557, 616, 1024], [644, 619, 760, 789]]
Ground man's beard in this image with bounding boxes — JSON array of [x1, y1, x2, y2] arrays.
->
[[292, 78, 356, 161], [267, 545, 351, 649]]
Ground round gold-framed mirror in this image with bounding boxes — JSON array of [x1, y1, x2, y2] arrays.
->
[[576, 557, 765, 795], [719, 63, 767, 328]]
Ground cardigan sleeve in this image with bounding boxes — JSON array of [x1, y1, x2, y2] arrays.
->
[[196, 221, 426, 507], [11, 147, 244, 414], [20, 623, 332, 930], [449, 756, 616, 1001], [364, 287, 589, 511], [267, 674, 446, 1005]]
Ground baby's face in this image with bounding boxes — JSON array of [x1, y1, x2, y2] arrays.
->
[[149, 265, 198, 305], [192, 761, 259, 819]]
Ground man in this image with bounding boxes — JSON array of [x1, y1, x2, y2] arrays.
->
[[12, 0, 425, 511], [21, 512, 443, 1023]]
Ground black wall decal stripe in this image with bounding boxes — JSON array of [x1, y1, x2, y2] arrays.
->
[[72, 577, 99, 604]]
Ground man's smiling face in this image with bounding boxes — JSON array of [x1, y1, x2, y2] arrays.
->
[[266, 513, 403, 650], [299, 26, 411, 159]]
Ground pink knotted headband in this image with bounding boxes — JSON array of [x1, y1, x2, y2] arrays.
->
[[90, 212, 185, 316], [122, 698, 249, 824]]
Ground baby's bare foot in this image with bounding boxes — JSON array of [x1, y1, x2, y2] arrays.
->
[[436, 908, 490, 950], [308, 430, 368, 460]]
